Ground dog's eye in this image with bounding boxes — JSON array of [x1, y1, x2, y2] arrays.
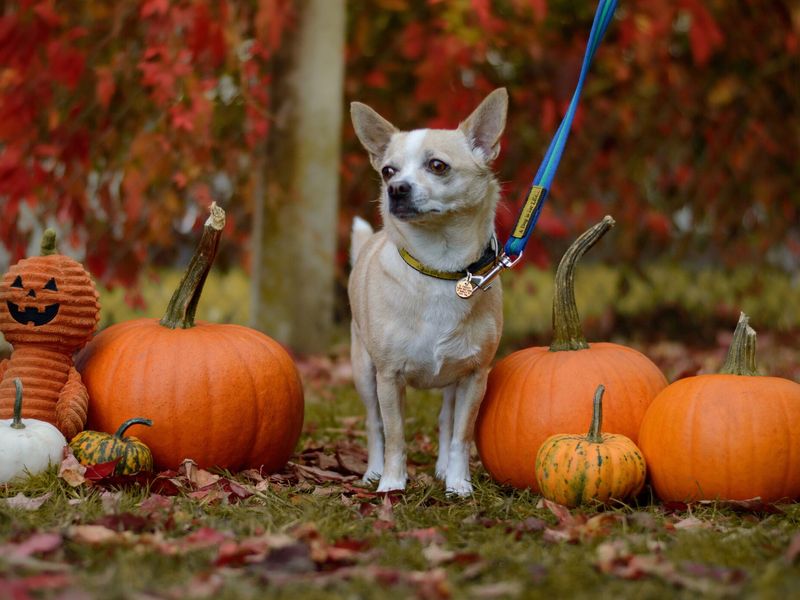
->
[[11, 275, 23, 289], [381, 166, 397, 180], [428, 159, 450, 175]]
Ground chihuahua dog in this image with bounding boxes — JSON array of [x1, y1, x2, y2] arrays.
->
[[348, 89, 507, 496]]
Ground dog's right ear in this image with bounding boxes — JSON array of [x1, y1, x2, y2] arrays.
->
[[351, 102, 398, 170]]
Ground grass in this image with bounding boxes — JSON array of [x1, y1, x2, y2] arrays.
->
[[1, 262, 798, 597], [2, 384, 800, 599]]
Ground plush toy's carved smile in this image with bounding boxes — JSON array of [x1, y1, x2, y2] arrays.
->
[[6, 275, 61, 326], [6, 301, 60, 326]]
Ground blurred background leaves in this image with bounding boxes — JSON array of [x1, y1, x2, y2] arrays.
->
[[0, 0, 798, 347]]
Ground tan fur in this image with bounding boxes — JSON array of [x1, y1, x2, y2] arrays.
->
[[349, 89, 508, 496]]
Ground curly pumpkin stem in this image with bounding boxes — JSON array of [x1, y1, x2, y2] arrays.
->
[[719, 312, 759, 376], [550, 216, 616, 352], [40, 229, 57, 256], [11, 378, 25, 430], [114, 417, 153, 439], [587, 384, 605, 443], [160, 203, 226, 329]]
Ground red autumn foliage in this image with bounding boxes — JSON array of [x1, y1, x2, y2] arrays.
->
[[0, 0, 797, 291]]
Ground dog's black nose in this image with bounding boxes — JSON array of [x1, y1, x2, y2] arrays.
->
[[388, 181, 411, 201]]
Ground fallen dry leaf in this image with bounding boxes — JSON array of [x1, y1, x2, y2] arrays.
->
[[398, 527, 446, 545], [698, 498, 785, 515], [2, 492, 52, 511], [239, 469, 265, 482], [538, 499, 618, 544], [422, 544, 456, 566], [291, 462, 358, 484], [248, 542, 317, 580], [83, 457, 122, 481], [672, 516, 710, 531], [374, 494, 396, 531], [58, 453, 87, 487], [595, 539, 746, 595], [93, 512, 154, 534], [68, 524, 124, 545], [176, 527, 232, 551], [138, 493, 174, 516], [335, 441, 369, 475], [0, 573, 73, 599], [179, 459, 220, 488], [0, 532, 63, 558], [188, 487, 231, 504]]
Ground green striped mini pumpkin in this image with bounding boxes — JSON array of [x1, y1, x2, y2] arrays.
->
[[70, 417, 154, 475], [534, 385, 646, 507]]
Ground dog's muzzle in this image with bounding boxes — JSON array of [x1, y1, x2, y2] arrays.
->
[[388, 181, 419, 219]]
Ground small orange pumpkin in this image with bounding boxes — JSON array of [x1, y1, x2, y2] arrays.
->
[[76, 204, 304, 471], [535, 385, 646, 507], [639, 313, 800, 503], [0, 230, 100, 438], [475, 217, 667, 491]]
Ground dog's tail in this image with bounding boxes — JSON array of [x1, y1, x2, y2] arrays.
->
[[350, 217, 374, 266]]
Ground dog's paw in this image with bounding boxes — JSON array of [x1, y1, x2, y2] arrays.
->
[[361, 469, 383, 485], [376, 475, 407, 493], [445, 478, 473, 497], [434, 461, 448, 481]]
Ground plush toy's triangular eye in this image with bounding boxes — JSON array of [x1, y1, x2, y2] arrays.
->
[[44, 278, 58, 291], [11, 275, 23, 288]]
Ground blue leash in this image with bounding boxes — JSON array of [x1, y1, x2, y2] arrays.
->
[[504, 0, 618, 258], [456, 0, 618, 298]]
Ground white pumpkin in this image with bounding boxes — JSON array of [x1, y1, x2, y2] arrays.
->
[[0, 378, 67, 483]]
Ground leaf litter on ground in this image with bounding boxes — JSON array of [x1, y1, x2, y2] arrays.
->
[[2, 378, 799, 599]]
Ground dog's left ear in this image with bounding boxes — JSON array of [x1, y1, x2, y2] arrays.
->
[[459, 88, 508, 163]]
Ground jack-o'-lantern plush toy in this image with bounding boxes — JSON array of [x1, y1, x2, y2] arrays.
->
[[0, 230, 100, 439]]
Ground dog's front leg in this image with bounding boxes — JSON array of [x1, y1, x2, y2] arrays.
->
[[376, 373, 407, 492], [351, 328, 384, 482], [446, 369, 490, 496], [435, 385, 456, 480]]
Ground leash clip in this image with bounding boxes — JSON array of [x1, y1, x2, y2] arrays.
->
[[455, 252, 523, 299]]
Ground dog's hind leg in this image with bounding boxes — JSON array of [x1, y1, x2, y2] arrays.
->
[[435, 385, 456, 480], [375, 373, 407, 492], [351, 324, 383, 482], [446, 369, 490, 497]]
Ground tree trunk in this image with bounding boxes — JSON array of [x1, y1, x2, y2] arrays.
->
[[250, 0, 345, 354]]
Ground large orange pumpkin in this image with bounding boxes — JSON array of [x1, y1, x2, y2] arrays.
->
[[639, 313, 800, 502], [475, 217, 667, 491], [0, 230, 100, 438], [76, 204, 304, 471]]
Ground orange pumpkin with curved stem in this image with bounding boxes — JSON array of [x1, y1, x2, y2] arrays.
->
[[76, 204, 304, 472], [639, 313, 800, 502], [475, 217, 667, 491], [0, 230, 100, 439]]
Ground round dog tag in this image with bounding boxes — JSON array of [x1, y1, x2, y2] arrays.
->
[[455, 277, 476, 298]]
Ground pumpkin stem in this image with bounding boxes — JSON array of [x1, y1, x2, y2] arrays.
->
[[160, 203, 226, 329], [587, 384, 605, 443], [719, 312, 759, 376], [40, 229, 57, 256], [550, 216, 615, 352], [113, 417, 153, 439], [11, 378, 25, 429]]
